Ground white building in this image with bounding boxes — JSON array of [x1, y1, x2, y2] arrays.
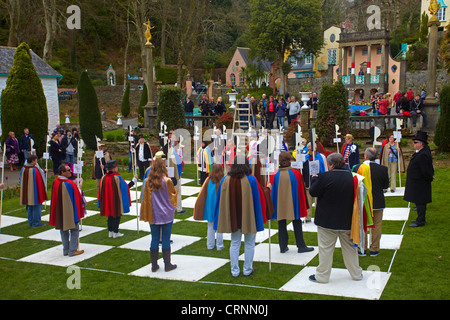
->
[[421, 0, 449, 30], [0, 46, 62, 136]]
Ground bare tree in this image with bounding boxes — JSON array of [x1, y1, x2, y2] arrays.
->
[[42, 0, 57, 61]]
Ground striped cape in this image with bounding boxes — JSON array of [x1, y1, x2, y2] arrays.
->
[[193, 176, 220, 222], [98, 172, 132, 218], [248, 153, 274, 220], [350, 173, 370, 250], [270, 167, 308, 221], [213, 174, 267, 234], [197, 147, 213, 173], [20, 165, 47, 206], [355, 161, 374, 229], [50, 177, 84, 231]]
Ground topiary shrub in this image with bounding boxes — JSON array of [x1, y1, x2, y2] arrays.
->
[[315, 80, 350, 147], [121, 82, 131, 118], [78, 70, 103, 150], [137, 83, 147, 117], [156, 87, 185, 131], [1, 42, 48, 155], [435, 84, 450, 152]]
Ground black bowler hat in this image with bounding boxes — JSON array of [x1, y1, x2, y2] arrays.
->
[[413, 131, 428, 144], [105, 160, 117, 170]]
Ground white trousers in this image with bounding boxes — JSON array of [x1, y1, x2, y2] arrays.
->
[[207, 222, 224, 250]]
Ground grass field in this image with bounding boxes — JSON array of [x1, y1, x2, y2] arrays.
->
[[0, 161, 449, 303]]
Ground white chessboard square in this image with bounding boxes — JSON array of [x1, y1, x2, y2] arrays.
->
[[383, 207, 410, 221], [0, 234, 22, 245], [181, 197, 198, 209], [384, 187, 405, 197], [119, 233, 202, 253], [0, 215, 27, 228], [279, 266, 391, 300], [29, 225, 106, 242], [245, 243, 318, 266], [18, 243, 113, 267], [180, 186, 201, 196], [129, 254, 228, 282]]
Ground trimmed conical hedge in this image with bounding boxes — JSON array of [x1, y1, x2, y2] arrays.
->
[[435, 84, 450, 151], [121, 82, 131, 118], [1, 42, 49, 155], [315, 80, 350, 147], [78, 70, 103, 150], [156, 87, 184, 131], [137, 83, 147, 117]]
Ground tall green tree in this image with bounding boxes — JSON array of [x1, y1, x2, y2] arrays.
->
[[156, 87, 184, 131], [435, 84, 450, 152], [121, 82, 131, 118], [77, 70, 103, 150], [315, 80, 350, 147], [1, 42, 48, 155], [247, 0, 323, 95], [137, 83, 148, 117]]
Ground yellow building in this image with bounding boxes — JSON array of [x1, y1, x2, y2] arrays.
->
[[314, 26, 342, 77], [421, 0, 449, 30]]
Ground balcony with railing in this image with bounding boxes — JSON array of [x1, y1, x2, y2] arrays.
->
[[355, 75, 364, 85], [342, 76, 351, 85], [370, 74, 380, 84]]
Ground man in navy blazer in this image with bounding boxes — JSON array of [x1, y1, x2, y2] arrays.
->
[[353, 148, 389, 256], [308, 153, 363, 284]]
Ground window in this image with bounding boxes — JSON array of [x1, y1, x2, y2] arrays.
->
[[348, 48, 352, 57], [230, 74, 236, 86], [362, 48, 368, 55], [327, 49, 337, 65], [376, 47, 382, 54], [376, 66, 381, 74], [305, 55, 313, 64], [437, 7, 446, 21]]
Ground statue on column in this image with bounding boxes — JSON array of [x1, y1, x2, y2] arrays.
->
[[144, 20, 155, 46]]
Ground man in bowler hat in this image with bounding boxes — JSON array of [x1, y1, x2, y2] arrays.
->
[[404, 131, 434, 227]]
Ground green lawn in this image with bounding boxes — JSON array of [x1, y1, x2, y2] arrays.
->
[[0, 163, 449, 301]]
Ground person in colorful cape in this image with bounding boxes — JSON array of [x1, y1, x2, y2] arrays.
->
[[248, 147, 274, 222], [352, 148, 389, 256], [20, 154, 47, 227], [50, 164, 85, 257], [98, 160, 137, 238], [193, 164, 225, 250], [196, 141, 213, 185], [308, 153, 363, 284], [214, 155, 267, 277], [92, 144, 111, 190], [341, 134, 360, 171], [271, 152, 313, 253], [140, 158, 178, 272]]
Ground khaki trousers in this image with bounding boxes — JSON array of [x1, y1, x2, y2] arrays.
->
[[306, 188, 314, 221], [315, 226, 363, 283], [175, 181, 182, 212], [366, 209, 383, 251], [387, 161, 398, 191]]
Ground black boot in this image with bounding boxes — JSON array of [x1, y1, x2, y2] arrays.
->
[[162, 249, 177, 272], [150, 249, 159, 272]]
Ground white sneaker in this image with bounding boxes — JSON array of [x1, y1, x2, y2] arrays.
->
[[109, 231, 113, 238], [113, 232, 124, 238]]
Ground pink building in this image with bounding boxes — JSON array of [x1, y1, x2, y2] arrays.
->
[[225, 47, 271, 87], [331, 30, 406, 101]]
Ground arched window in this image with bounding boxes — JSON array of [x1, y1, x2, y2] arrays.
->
[[230, 74, 236, 86]]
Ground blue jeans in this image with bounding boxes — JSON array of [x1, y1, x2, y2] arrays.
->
[[150, 222, 173, 250], [66, 154, 75, 164], [60, 223, 80, 256], [27, 204, 43, 227], [277, 116, 285, 129], [230, 230, 256, 277]]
